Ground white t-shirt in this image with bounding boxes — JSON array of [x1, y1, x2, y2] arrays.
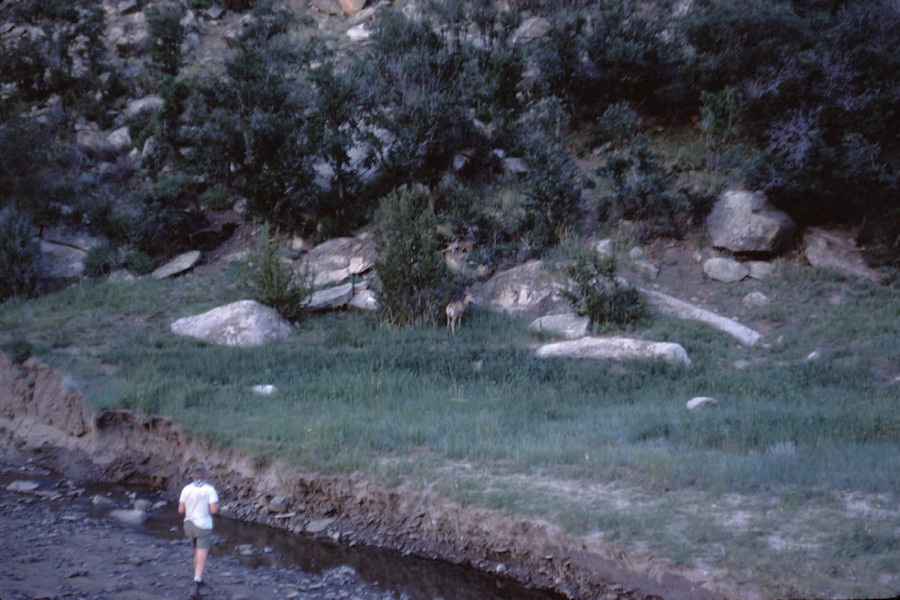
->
[[179, 480, 219, 530]]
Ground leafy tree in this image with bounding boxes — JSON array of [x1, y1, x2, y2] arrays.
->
[[361, 8, 480, 211], [0, 207, 43, 301], [373, 188, 453, 328]]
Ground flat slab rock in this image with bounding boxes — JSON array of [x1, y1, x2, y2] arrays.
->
[[536, 336, 691, 367], [152, 250, 201, 279]]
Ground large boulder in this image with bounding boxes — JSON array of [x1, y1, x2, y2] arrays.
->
[[702, 257, 749, 283], [170, 300, 294, 347], [152, 251, 201, 279], [39, 228, 106, 279], [707, 190, 796, 255], [475, 260, 568, 319], [302, 236, 376, 287], [536, 337, 691, 367]]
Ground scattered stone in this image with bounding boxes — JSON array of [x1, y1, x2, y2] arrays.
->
[[806, 351, 821, 361], [742, 291, 769, 307], [251, 384, 277, 396], [703, 257, 749, 283], [340, 0, 366, 17], [7, 480, 39, 492], [628, 247, 646, 261], [747, 261, 775, 280], [306, 517, 335, 534], [536, 337, 691, 367], [110, 507, 147, 524], [152, 250, 201, 279], [595, 239, 614, 256], [633, 259, 660, 280], [500, 157, 528, 177], [512, 16, 549, 42], [124, 95, 164, 117], [346, 23, 370, 41], [267, 496, 288, 514], [686, 397, 718, 411], [204, 4, 225, 20], [707, 189, 797, 255]]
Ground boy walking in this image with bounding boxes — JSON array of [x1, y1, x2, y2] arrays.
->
[[178, 464, 219, 599]]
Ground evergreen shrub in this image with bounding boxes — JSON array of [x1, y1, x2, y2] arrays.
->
[[373, 188, 453, 328], [0, 207, 43, 301]]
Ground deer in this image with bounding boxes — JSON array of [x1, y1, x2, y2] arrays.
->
[[446, 294, 475, 335]]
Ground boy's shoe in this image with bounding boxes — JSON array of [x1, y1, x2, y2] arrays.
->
[[189, 580, 203, 599]]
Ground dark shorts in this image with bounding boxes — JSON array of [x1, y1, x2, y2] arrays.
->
[[184, 520, 212, 550]]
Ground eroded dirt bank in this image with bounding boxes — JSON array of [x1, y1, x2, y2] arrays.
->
[[0, 353, 717, 600]]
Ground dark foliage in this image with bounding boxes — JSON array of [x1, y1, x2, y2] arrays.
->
[[373, 188, 453, 328], [0, 207, 43, 300]]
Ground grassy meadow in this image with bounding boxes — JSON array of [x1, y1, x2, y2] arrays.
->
[[1, 261, 898, 598]]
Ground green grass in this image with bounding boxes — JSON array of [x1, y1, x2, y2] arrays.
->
[[1, 265, 898, 598]]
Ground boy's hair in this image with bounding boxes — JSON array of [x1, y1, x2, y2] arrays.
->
[[192, 464, 208, 479]]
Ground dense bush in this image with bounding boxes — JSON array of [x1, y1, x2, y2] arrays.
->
[[560, 244, 647, 332], [83, 241, 118, 278], [518, 99, 583, 255], [680, 0, 900, 264], [373, 188, 453, 328], [0, 207, 43, 301]]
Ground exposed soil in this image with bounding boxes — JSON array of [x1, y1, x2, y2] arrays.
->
[[0, 352, 721, 600]]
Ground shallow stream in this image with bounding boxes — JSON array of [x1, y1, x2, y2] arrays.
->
[[2, 467, 564, 600]]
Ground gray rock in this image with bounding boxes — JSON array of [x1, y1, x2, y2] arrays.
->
[[303, 236, 375, 287], [124, 95, 164, 117], [529, 314, 590, 339], [804, 227, 881, 282], [686, 397, 718, 411], [641, 289, 761, 346], [703, 257, 749, 283], [742, 291, 769, 307], [306, 517, 335, 534], [747, 261, 775, 280], [267, 496, 288, 514], [170, 300, 294, 347], [476, 260, 568, 319], [311, 0, 343, 15], [304, 283, 354, 312], [152, 250, 201, 279], [707, 189, 797, 255], [7, 480, 39, 492], [110, 507, 147, 524], [348, 289, 378, 311], [40, 241, 87, 279], [536, 337, 691, 367], [512, 16, 549, 42], [633, 259, 660, 280]]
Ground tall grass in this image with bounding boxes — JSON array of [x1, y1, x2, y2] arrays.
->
[[1, 268, 898, 597]]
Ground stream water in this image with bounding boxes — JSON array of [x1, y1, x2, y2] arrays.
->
[[3, 468, 565, 600]]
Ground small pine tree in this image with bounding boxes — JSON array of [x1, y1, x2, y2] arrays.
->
[[241, 225, 313, 323], [373, 188, 453, 328], [0, 207, 44, 300]]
